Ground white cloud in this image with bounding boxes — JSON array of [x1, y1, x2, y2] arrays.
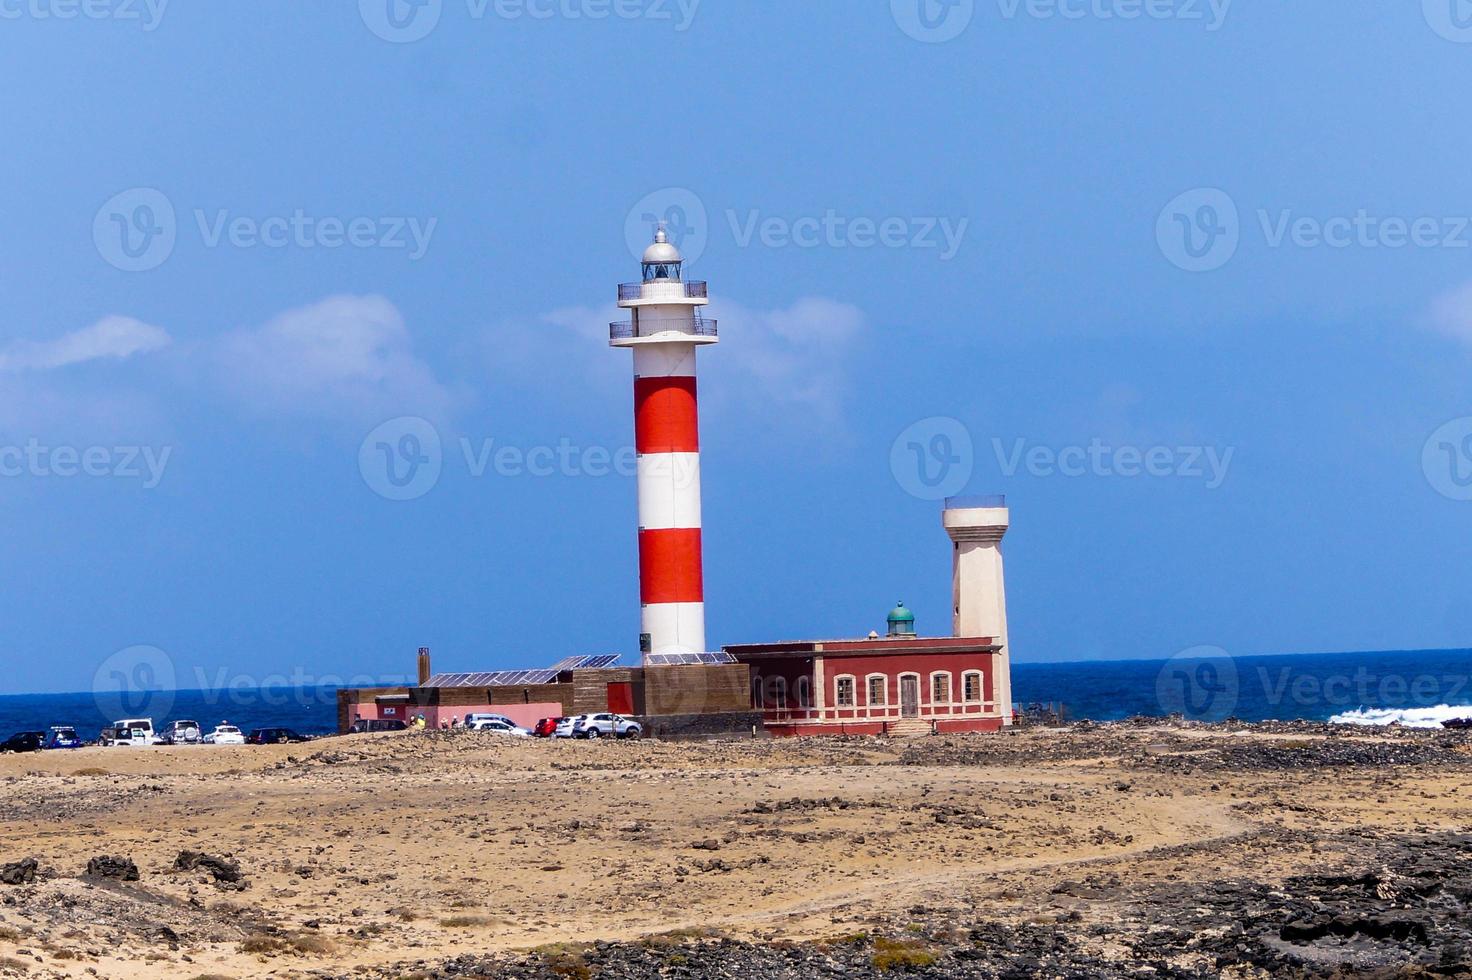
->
[[212, 295, 453, 423], [504, 296, 867, 432], [1427, 281, 1472, 346], [0, 316, 171, 372], [708, 297, 865, 427]]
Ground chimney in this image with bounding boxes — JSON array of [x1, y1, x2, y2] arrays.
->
[[417, 647, 431, 686]]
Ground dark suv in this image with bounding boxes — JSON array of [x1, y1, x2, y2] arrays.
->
[[246, 728, 309, 745], [0, 732, 44, 753]]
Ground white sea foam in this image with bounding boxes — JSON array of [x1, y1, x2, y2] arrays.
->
[[1328, 704, 1472, 729]]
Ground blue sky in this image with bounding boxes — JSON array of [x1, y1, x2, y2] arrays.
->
[[2, 1, 1472, 694]]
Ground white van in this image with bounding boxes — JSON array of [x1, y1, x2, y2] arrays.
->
[[111, 719, 159, 745], [463, 713, 515, 730]]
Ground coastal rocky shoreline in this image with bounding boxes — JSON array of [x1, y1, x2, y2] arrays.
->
[[0, 719, 1468, 978]]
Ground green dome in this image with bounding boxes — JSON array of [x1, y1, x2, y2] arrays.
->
[[886, 602, 916, 636]]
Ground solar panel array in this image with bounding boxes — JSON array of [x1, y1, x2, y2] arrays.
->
[[422, 655, 625, 688], [644, 651, 738, 666], [423, 668, 561, 688]]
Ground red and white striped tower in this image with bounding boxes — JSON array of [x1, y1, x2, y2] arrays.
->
[[610, 226, 718, 661]]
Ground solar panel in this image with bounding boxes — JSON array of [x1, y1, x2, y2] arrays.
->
[[548, 656, 582, 671], [700, 651, 737, 664]]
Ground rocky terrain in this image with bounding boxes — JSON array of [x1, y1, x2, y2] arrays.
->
[[0, 722, 1468, 978]]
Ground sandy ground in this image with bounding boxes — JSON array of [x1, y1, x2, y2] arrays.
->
[[0, 724, 1468, 978]]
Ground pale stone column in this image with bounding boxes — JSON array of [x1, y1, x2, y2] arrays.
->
[[943, 502, 1012, 725]]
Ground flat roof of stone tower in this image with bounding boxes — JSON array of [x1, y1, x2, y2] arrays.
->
[[723, 636, 999, 659]]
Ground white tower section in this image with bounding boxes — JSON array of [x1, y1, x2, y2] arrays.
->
[[943, 496, 1013, 725], [610, 227, 719, 661]]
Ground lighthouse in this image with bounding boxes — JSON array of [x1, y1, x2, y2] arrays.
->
[[610, 226, 719, 661]]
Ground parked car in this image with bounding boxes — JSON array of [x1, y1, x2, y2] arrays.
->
[[44, 726, 82, 750], [573, 713, 642, 739], [160, 720, 202, 745], [532, 717, 561, 738], [203, 723, 245, 745], [101, 726, 154, 747], [469, 718, 530, 736], [349, 718, 408, 734], [246, 728, 309, 745], [111, 719, 159, 744], [463, 713, 516, 729], [1, 732, 45, 753], [553, 715, 585, 739]]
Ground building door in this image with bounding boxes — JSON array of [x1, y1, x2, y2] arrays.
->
[[607, 682, 634, 715], [900, 676, 919, 718]]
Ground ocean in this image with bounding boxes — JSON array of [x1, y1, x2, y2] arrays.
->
[[3, 649, 1471, 739]]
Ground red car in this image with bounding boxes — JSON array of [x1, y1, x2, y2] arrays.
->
[[533, 717, 561, 738]]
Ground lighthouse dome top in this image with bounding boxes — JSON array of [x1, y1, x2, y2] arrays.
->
[[642, 226, 682, 265]]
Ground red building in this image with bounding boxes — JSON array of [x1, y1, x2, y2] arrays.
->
[[726, 604, 1007, 736]]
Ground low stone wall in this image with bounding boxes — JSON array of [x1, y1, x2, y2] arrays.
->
[[637, 711, 766, 741]]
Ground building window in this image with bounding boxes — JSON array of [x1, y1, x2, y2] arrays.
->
[[836, 676, 855, 707], [964, 672, 982, 702], [753, 676, 764, 709], [796, 676, 810, 709], [931, 672, 951, 704], [770, 676, 787, 708], [868, 675, 887, 707]]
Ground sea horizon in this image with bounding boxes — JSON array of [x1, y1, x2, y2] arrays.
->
[[5, 647, 1470, 739]]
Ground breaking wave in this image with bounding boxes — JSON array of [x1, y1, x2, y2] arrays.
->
[[1328, 704, 1472, 729]]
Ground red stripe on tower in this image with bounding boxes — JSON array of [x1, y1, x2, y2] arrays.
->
[[634, 376, 700, 454], [638, 527, 704, 604]]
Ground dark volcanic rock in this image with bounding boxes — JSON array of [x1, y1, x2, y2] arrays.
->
[[0, 858, 37, 885], [173, 850, 244, 887], [85, 855, 140, 881]]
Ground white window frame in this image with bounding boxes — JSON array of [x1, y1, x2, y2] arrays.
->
[[795, 675, 811, 709], [752, 675, 764, 709], [835, 674, 856, 708], [866, 672, 889, 708], [770, 676, 788, 709], [929, 671, 952, 705], [963, 671, 983, 703]]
